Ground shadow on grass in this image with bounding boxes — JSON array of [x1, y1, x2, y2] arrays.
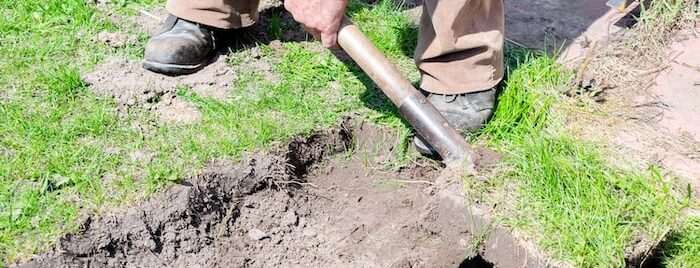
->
[[214, 0, 537, 141], [643, 216, 700, 268], [216, 2, 416, 129]]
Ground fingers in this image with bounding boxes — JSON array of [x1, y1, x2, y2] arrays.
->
[[303, 25, 338, 48], [321, 31, 338, 48], [320, 19, 343, 48], [283, 0, 347, 49], [302, 25, 321, 41]]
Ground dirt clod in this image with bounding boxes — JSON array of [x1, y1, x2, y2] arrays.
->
[[247, 229, 268, 241], [93, 31, 137, 48], [82, 57, 238, 125]]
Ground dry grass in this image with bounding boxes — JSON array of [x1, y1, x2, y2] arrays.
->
[[586, 0, 697, 88], [564, 0, 699, 178]]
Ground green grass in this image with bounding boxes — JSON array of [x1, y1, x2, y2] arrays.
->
[[475, 47, 688, 266], [0, 0, 417, 263], [659, 215, 700, 267], [0, 0, 163, 260], [623, 0, 697, 65], [1, 0, 696, 266]]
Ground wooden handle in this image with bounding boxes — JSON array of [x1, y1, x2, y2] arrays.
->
[[337, 17, 412, 105], [336, 17, 475, 169]]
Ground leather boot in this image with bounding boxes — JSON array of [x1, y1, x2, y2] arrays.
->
[[143, 15, 218, 75], [414, 88, 496, 156]]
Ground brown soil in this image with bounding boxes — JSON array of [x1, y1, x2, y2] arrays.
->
[[84, 2, 311, 126], [83, 56, 224, 125], [19, 122, 503, 268], [63, 6, 501, 266]]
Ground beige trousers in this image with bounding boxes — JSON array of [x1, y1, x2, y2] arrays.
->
[[166, 0, 504, 94]]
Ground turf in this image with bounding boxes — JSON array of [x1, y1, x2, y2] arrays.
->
[[475, 47, 688, 266], [659, 215, 700, 267], [0, 0, 696, 266], [0, 0, 163, 261]]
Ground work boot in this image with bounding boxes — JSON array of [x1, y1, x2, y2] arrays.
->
[[414, 88, 496, 156], [143, 15, 217, 76]]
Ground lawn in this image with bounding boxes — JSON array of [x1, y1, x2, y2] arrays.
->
[[0, 0, 697, 266]]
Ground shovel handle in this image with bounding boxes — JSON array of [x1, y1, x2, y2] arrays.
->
[[336, 17, 475, 169]]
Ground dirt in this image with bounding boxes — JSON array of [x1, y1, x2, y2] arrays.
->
[[651, 36, 700, 142], [84, 2, 310, 126], [19, 121, 507, 268], [93, 31, 138, 48], [83, 57, 202, 125], [565, 19, 700, 199]]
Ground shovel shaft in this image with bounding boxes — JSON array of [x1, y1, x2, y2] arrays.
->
[[337, 18, 474, 168]]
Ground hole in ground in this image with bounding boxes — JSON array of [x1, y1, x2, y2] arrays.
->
[[22, 120, 498, 267], [460, 255, 494, 268]]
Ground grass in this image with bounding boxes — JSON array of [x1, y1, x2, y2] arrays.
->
[[659, 215, 700, 267], [622, 0, 697, 66], [0, 0, 164, 261], [0, 0, 696, 266], [474, 46, 688, 266], [468, 2, 699, 265], [637, 0, 696, 32]]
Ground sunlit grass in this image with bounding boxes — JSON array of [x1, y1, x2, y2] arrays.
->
[[477, 47, 685, 266]]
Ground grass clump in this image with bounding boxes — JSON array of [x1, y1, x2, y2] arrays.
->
[[623, 0, 697, 66], [659, 215, 700, 267], [477, 47, 685, 267], [637, 0, 697, 32]]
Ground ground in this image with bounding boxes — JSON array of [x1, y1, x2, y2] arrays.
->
[[1, 0, 698, 267]]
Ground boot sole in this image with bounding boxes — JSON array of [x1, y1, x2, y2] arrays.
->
[[142, 60, 206, 76]]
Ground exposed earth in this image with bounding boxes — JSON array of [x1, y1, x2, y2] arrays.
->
[[20, 121, 501, 268]]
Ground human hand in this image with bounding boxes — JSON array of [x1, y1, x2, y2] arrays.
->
[[284, 0, 349, 48]]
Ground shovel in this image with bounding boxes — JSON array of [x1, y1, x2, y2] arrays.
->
[[336, 17, 475, 170]]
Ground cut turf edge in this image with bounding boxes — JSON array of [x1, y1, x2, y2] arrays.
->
[[469, 45, 688, 267]]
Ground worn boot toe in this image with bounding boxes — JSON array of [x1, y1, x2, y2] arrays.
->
[[413, 88, 496, 157], [143, 15, 216, 76]]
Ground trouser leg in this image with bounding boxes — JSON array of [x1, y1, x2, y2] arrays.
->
[[166, 0, 260, 29], [415, 0, 505, 94]]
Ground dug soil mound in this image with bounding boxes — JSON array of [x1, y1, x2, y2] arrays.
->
[[21, 122, 499, 268]]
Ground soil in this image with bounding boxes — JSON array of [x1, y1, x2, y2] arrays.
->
[[93, 31, 138, 48], [19, 121, 503, 268], [84, 2, 307, 126], [83, 57, 207, 125], [65, 6, 504, 266]]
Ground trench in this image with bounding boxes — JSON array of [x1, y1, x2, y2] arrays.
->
[[20, 120, 504, 267]]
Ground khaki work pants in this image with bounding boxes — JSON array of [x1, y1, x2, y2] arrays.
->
[[166, 0, 504, 94]]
